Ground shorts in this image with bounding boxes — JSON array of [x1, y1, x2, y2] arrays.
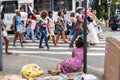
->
[[16, 24, 25, 33], [2, 31, 8, 37]]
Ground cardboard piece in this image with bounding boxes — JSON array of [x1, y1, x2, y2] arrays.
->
[[104, 37, 120, 80]]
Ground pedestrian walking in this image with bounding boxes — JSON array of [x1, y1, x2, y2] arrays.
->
[[47, 11, 56, 46], [92, 10, 103, 39], [56, 11, 68, 46], [69, 7, 84, 48], [13, 9, 24, 47], [1, 13, 12, 54], [20, 7, 28, 43], [87, 7, 99, 45], [39, 10, 49, 49]]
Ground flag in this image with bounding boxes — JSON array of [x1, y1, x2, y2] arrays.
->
[[0, 5, 3, 13], [28, 5, 33, 13]]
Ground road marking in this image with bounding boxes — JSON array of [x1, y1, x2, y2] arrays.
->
[[3, 50, 105, 56]]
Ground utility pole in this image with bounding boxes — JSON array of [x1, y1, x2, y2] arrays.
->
[[107, 0, 112, 30], [83, 0, 87, 73], [0, 2, 3, 71], [98, 0, 101, 19]]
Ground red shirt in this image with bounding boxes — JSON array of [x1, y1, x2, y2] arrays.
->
[[32, 13, 36, 20]]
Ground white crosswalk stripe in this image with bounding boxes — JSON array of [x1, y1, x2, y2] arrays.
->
[[2, 37, 108, 56]]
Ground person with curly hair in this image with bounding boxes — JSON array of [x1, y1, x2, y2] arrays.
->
[[48, 37, 84, 75], [39, 10, 49, 49]]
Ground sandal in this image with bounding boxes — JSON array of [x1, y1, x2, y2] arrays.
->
[[5, 52, 12, 54]]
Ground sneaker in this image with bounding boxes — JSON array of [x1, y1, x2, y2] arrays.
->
[[37, 37, 40, 40], [39, 46, 44, 48], [69, 45, 73, 48], [23, 41, 27, 43], [47, 46, 50, 50], [90, 43, 96, 45]]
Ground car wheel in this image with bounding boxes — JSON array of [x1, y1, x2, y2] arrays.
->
[[111, 27, 117, 30]]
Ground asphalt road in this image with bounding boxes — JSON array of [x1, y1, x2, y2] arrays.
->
[[1, 30, 120, 80]]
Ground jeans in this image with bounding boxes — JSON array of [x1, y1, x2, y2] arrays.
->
[[69, 28, 83, 47], [25, 26, 35, 41], [34, 26, 39, 38], [39, 26, 48, 47]]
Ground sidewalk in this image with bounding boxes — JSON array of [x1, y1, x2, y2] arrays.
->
[[0, 54, 104, 80]]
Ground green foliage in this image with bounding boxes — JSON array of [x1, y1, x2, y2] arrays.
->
[[94, 0, 115, 18]]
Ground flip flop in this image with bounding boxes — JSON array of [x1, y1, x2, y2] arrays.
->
[[5, 52, 12, 54]]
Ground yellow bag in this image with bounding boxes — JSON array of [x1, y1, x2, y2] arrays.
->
[[49, 35, 53, 40], [20, 64, 44, 79]]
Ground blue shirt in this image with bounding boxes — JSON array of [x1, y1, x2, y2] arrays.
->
[[15, 15, 21, 25]]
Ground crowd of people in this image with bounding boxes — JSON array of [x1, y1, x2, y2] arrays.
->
[[1, 6, 103, 74]]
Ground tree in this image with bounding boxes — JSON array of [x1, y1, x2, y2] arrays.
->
[[94, 0, 115, 18]]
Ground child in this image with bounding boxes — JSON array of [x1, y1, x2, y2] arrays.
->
[[48, 37, 84, 75], [25, 20, 35, 42]]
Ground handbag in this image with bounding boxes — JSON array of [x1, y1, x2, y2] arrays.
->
[[10, 24, 15, 31], [49, 35, 53, 40], [73, 22, 79, 30]]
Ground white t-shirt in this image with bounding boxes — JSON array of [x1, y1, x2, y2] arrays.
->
[[48, 17, 55, 28], [20, 12, 28, 21]]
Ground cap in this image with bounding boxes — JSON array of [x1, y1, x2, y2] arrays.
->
[[77, 7, 83, 10], [15, 9, 20, 12]]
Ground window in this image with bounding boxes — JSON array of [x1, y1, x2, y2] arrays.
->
[[34, 0, 51, 12], [2, 1, 18, 13], [54, 0, 72, 11]]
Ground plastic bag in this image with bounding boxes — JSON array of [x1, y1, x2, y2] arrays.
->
[[20, 64, 44, 79], [49, 35, 53, 40]]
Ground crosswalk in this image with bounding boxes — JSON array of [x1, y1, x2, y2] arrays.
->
[[2, 37, 107, 57]]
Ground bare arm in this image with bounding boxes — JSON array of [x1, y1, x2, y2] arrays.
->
[[87, 12, 94, 20], [72, 49, 75, 58], [76, 15, 83, 23], [1, 20, 7, 30]]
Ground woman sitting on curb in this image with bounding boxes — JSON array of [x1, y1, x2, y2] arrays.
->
[[48, 37, 84, 75]]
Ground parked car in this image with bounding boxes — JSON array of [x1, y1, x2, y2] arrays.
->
[[109, 6, 120, 31], [109, 13, 120, 30]]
